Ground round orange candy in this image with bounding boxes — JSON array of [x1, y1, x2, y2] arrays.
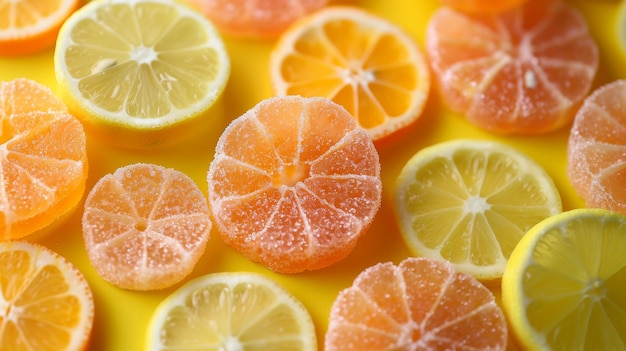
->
[[207, 95, 382, 273], [82, 163, 212, 290], [183, 0, 328, 38], [0, 241, 94, 351], [440, 0, 528, 14], [325, 257, 508, 350], [567, 79, 626, 215], [426, 0, 599, 135]]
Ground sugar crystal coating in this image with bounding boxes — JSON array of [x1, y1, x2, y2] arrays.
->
[[207, 96, 382, 273], [325, 257, 508, 350], [82, 163, 212, 290], [0, 78, 87, 239], [426, 0, 598, 134], [567, 79, 626, 214]]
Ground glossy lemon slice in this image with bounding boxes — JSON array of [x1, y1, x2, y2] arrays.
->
[[393, 139, 562, 282], [146, 272, 317, 351], [54, 0, 230, 149], [502, 209, 626, 350]]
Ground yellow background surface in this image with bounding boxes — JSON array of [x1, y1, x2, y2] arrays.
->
[[1, 0, 624, 349]]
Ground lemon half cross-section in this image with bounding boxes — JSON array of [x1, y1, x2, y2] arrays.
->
[[393, 139, 562, 283], [54, 0, 230, 149], [502, 209, 626, 350], [146, 272, 318, 351]]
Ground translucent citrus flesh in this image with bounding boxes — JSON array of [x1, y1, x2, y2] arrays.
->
[[0, 241, 94, 351], [0, 0, 78, 55], [0, 78, 87, 240], [325, 257, 507, 350], [208, 96, 382, 273], [567, 79, 626, 216], [82, 163, 212, 291], [271, 7, 430, 142], [426, 0, 598, 135], [54, 0, 230, 148], [147, 272, 317, 351], [0, 0, 62, 30], [184, 0, 329, 38], [394, 140, 561, 280], [502, 209, 626, 350]]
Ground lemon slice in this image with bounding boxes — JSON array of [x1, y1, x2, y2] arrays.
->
[[146, 272, 317, 351], [393, 139, 562, 282], [502, 209, 626, 350], [54, 0, 230, 149]]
